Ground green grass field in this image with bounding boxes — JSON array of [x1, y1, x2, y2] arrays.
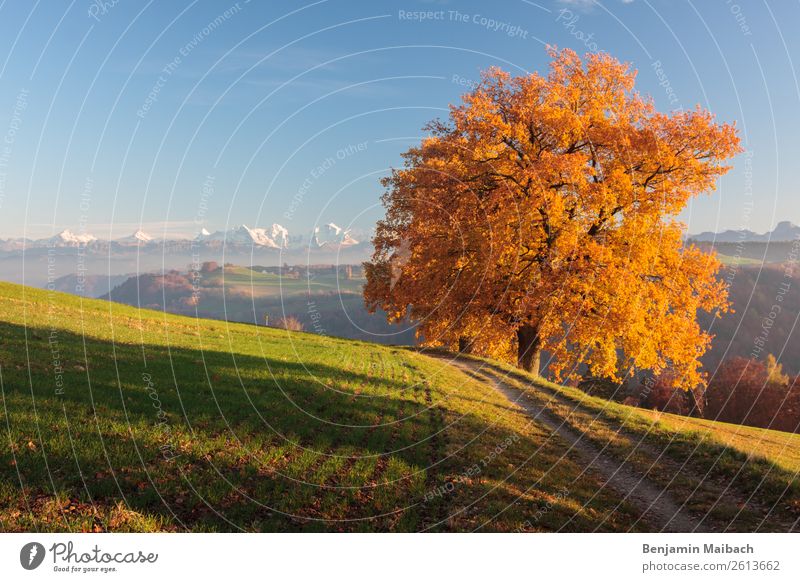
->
[[203, 266, 364, 297], [714, 253, 764, 266], [1, 281, 798, 532]]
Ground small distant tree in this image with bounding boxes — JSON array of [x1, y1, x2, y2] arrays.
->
[[766, 354, 789, 385], [200, 261, 219, 273], [274, 316, 304, 332]]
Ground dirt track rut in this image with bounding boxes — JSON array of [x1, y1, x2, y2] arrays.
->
[[449, 358, 701, 532]]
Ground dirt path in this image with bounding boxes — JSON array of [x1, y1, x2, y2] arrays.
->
[[447, 358, 701, 532], [466, 359, 797, 532]]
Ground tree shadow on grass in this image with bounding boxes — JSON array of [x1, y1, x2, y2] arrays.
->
[[1, 322, 598, 531]]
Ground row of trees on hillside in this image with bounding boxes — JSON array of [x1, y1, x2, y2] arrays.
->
[[641, 356, 800, 432], [365, 48, 741, 391]]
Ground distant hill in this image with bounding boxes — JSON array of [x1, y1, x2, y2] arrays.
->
[[102, 264, 416, 345], [50, 273, 131, 298], [701, 263, 800, 375], [689, 220, 800, 243]]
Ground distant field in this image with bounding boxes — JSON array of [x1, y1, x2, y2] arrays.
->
[[714, 254, 763, 266], [203, 266, 365, 297], [693, 240, 798, 264]]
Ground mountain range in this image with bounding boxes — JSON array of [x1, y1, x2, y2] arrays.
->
[[688, 221, 800, 243], [0, 222, 361, 252]]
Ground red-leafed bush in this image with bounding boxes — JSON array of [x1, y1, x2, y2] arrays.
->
[[642, 371, 703, 417], [705, 357, 800, 432]]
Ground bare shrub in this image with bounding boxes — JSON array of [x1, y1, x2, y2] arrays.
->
[[273, 316, 304, 332]]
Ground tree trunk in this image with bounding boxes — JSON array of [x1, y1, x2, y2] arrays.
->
[[517, 324, 542, 376], [458, 336, 474, 354], [687, 386, 705, 418]]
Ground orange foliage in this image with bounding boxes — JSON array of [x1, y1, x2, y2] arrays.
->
[[364, 49, 741, 388]]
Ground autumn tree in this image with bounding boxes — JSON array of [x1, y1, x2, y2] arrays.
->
[[364, 49, 741, 389]]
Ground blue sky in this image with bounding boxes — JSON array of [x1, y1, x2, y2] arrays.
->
[[0, 0, 797, 240]]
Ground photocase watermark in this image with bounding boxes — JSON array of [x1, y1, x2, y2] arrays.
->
[[307, 299, 327, 336], [398, 9, 529, 39], [0, 88, 29, 211], [651, 60, 681, 109], [638, 373, 655, 402], [74, 176, 94, 295], [142, 372, 179, 462], [190, 174, 215, 303], [515, 486, 571, 532], [721, 154, 753, 288], [750, 237, 800, 360], [720, 150, 755, 291], [46, 247, 65, 397], [725, 0, 753, 37], [51, 541, 157, 572], [556, 8, 601, 52], [21, 540, 159, 573], [390, 237, 412, 290], [451, 74, 479, 92], [20, 542, 46, 570], [285, 141, 368, 220], [87, 0, 121, 22], [423, 433, 520, 502], [136, 2, 248, 119], [397, 9, 446, 22]]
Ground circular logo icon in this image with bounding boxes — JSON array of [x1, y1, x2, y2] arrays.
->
[[20, 542, 46, 570]]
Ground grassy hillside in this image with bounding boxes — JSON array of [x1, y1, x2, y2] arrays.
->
[[1, 282, 797, 532], [0, 282, 641, 532]]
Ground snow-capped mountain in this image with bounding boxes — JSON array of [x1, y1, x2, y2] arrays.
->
[[312, 223, 360, 248], [202, 224, 286, 248], [0, 221, 367, 255], [0, 237, 29, 251], [43, 229, 97, 247], [690, 221, 800, 243], [340, 231, 359, 247], [116, 230, 153, 244], [270, 224, 289, 248]]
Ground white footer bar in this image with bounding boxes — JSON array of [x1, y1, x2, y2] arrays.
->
[[1, 533, 797, 581]]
